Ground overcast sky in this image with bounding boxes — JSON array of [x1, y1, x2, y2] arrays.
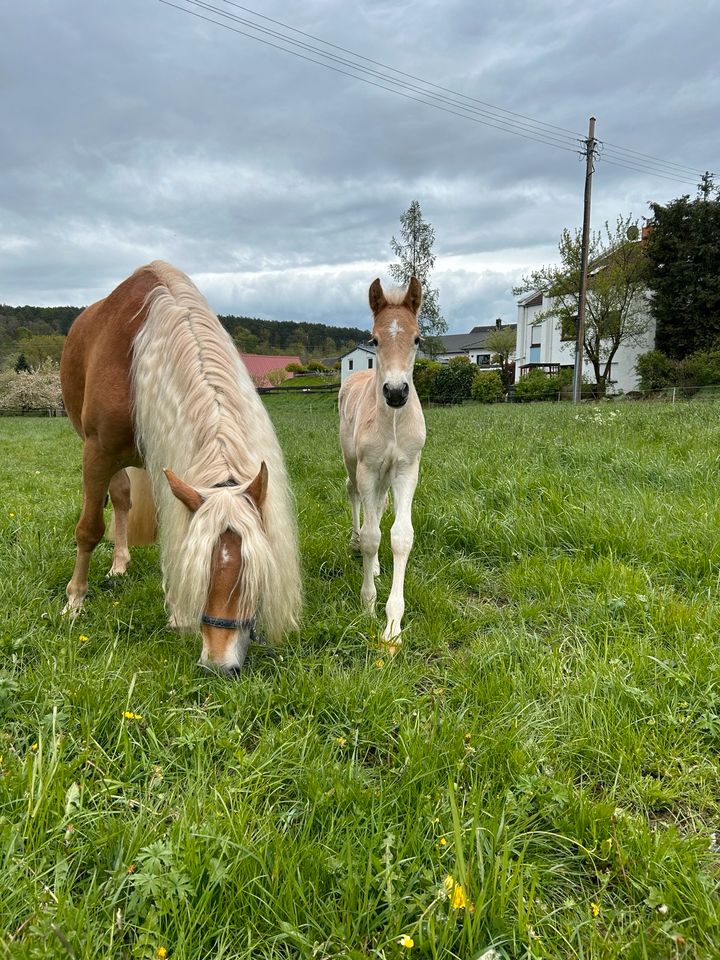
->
[[1, 0, 718, 333]]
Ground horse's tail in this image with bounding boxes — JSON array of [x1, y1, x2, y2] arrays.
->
[[108, 467, 157, 546]]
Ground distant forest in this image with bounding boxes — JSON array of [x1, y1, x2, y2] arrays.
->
[[0, 304, 369, 369]]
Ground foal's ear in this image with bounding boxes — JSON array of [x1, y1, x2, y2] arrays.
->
[[368, 278, 387, 316], [244, 461, 268, 511], [403, 276, 423, 315], [163, 468, 204, 513]]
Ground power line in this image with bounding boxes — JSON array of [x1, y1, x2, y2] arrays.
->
[[218, 0, 587, 142], [157, 0, 708, 185], [158, 0, 583, 155], [185, 0, 581, 150]]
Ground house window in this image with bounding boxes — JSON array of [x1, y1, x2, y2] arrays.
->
[[529, 345, 541, 364], [348, 359, 353, 370], [368, 358, 373, 369], [476, 354, 490, 366]]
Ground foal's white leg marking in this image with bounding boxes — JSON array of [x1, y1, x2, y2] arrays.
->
[[383, 460, 420, 643], [357, 463, 387, 613]]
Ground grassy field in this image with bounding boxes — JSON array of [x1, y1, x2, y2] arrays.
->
[[1, 397, 719, 959]]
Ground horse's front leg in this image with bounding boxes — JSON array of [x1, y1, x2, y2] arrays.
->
[[108, 468, 131, 576], [383, 460, 420, 644], [357, 464, 387, 614], [64, 441, 113, 615]]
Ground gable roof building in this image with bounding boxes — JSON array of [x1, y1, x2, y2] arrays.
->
[[239, 353, 301, 387]]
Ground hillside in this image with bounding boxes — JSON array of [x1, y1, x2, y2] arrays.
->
[[0, 304, 369, 367]]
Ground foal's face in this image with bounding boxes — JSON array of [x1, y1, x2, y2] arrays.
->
[[368, 277, 423, 408], [164, 463, 267, 675]]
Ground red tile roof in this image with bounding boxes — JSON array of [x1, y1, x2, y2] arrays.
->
[[239, 353, 301, 387]]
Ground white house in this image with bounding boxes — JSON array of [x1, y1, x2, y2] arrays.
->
[[340, 343, 376, 383], [514, 290, 655, 394]]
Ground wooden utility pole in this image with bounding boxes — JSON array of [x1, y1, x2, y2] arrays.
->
[[573, 116, 597, 404]]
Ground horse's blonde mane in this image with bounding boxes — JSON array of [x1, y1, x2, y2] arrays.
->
[[130, 260, 301, 640]]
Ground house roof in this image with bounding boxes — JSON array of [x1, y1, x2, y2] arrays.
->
[[339, 343, 375, 360], [439, 323, 518, 354], [239, 354, 301, 385]]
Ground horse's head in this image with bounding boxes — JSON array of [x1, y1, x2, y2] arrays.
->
[[164, 462, 268, 676], [368, 277, 423, 408]]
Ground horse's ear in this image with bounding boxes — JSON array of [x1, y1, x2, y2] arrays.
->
[[164, 468, 204, 513], [369, 278, 387, 316], [404, 276, 423, 315], [244, 461, 268, 511]]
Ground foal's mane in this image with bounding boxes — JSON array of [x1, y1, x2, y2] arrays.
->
[[130, 261, 301, 640]]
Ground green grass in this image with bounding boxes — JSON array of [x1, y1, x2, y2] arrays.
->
[[1, 397, 719, 959]]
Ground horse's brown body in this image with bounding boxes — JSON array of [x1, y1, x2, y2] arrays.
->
[[61, 268, 158, 601], [60, 262, 296, 673]]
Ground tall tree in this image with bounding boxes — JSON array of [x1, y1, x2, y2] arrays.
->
[[514, 216, 650, 393], [389, 200, 447, 347], [645, 181, 720, 359], [483, 325, 517, 387]]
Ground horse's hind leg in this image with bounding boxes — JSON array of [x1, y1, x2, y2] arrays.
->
[[64, 441, 112, 615], [108, 469, 131, 576]]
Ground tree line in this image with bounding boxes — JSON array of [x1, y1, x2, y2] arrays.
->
[[0, 303, 370, 371]]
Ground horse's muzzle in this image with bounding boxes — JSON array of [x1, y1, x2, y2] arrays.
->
[[383, 382, 409, 407]]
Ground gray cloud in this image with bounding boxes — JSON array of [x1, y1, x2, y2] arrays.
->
[[1, 0, 717, 332]]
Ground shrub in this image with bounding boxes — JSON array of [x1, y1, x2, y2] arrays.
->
[[471, 370, 504, 403], [0, 358, 63, 411], [285, 362, 307, 374], [681, 346, 720, 387], [307, 360, 328, 373], [514, 368, 561, 402], [431, 356, 476, 405], [413, 358, 442, 402], [635, 350, 676, 390]]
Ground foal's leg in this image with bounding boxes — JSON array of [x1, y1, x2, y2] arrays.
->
[[64, 441, 112, 615], [383, 460, 420, 644], [108, 469, 131, 576], [357, 464, 388, 613], [345, 465, 362, 554]]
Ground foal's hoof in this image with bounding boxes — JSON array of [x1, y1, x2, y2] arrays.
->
[[62, 598, 83, 618]]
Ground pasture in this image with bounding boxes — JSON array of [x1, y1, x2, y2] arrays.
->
[[1, 397, 719, 959]]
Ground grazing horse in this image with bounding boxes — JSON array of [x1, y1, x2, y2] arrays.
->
[[338, 277, 425, 646], [60, 261, 301, 674]]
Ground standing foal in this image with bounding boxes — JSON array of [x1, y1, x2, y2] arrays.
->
[[339, 277, 425, 645]]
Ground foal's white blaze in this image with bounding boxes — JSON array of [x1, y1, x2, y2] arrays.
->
[[388, 318, 400, 338]]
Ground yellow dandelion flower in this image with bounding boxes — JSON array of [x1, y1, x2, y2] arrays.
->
[[398, 934, 414, 949], [374, 658, 385, 668], [443, 875, 470, 910], [463, 732, 472, 742], [591, 901, 600, 918], [335, 736, 347, 746], [9, 512, 15, 518], [122, 711, 143, 721], [438, 837, 447, 847], [155, 948, 168, 959], [30, 743, 38, 752], [79, 634, 89, 642]]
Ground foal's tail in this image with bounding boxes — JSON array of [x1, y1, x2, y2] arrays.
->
[[108, 467, 157, 546]]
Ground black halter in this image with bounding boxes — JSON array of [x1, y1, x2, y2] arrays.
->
[[201, 613, 259, 642]]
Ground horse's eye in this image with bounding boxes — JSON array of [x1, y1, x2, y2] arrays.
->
[[414, 336, 421, 346], [371, 337, 379, 347]]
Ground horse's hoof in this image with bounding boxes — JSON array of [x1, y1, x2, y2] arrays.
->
[[62, 599, 83, 618]]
